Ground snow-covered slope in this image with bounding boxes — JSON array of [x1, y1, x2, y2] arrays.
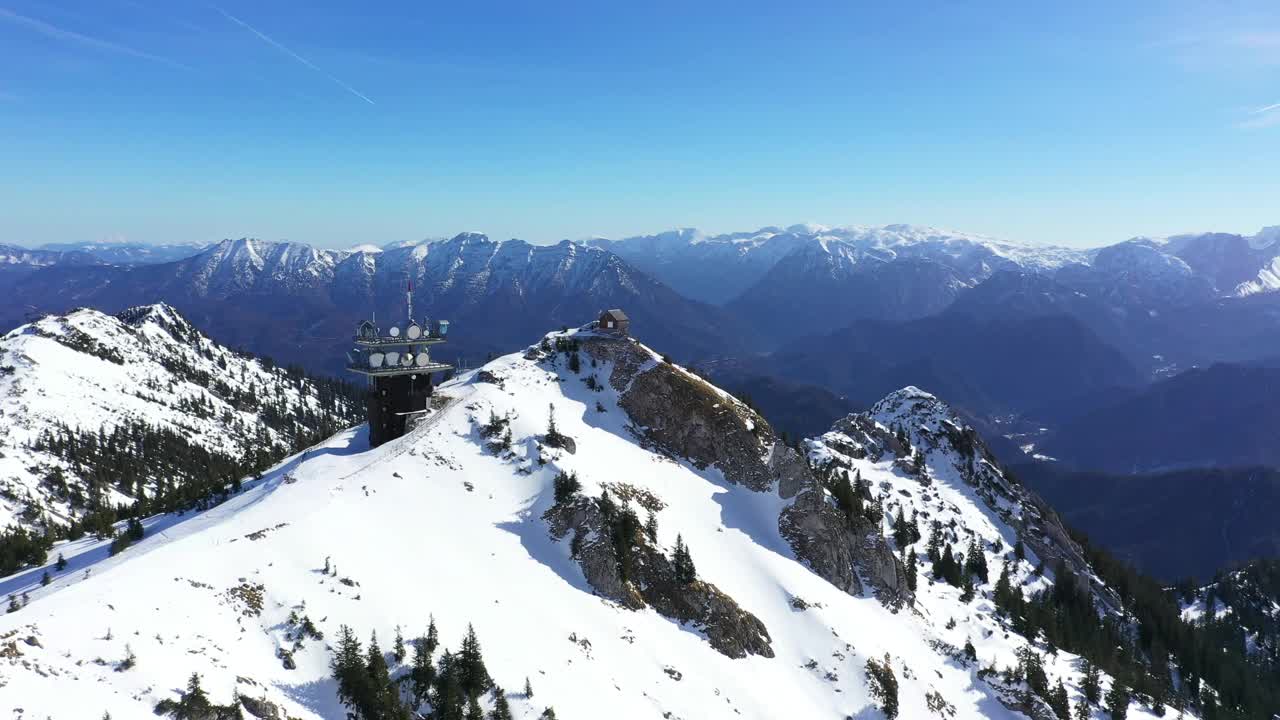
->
[[0, 326, 1174, 719], [0, 304, 360, 530]]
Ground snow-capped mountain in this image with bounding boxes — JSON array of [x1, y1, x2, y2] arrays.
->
[[0, 244, 100, 270], [1, 322, 1253, 718], [591, 224, 1086, 308], [0, 235, 748, 373], [0, 304, 361, 531], [34, 241, 209, 266], [592, 223, 1280, 344]]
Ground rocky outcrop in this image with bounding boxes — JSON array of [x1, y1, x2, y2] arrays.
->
[[779, 482, 911, 609], [544, 494, 773, 659], [564, 332, 912, 610], [579, 335, 779, 492], [238, 694, 282, 720]]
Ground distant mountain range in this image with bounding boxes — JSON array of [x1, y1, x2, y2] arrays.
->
[[594, 224, 1280, 341], [0, 235, 748, 374], [6, 223, 1280, 467]]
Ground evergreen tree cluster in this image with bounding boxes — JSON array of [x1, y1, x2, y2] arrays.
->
[[864, 653, 899, 719], [818, 465, 882, 529], [552, 471, 581, 504], [989, 539, 1280, 720], [598, 489, 642, 583], [153, 672, 240, 719], [332, 618, 520, 720], [108, 517, 145, 556], [0, 525, 53, 576]]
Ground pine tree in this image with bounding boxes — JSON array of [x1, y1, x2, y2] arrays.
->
[[489, 687, 513, 720], [457, 624, 493, 699], [545, 403, 562, 445], [905, 549, 918, 592], [466, 696, 485, 720], [644, 512, 658, 543], [552, 471, 581, 504], [1018, 646, 1048, 697], [524, 677, 534, 698], [927, 523, 943, 563], [178, 672, 211, 715], [432, 650, 466, 720], [892, 507, 909, 548], [1080, 659, 1101, 705], [1074, 699, 1091, 720], [960, 572, 975, 602], [426, 615, 439, 655], [393, 625, 406, 664], [410, 633, 437, 705], [1015, 535, 1026, 562], [937, 544, 961, 586], [864, 653, 899, 719], [1104, 682, 1128, 720], [964, 537, 989, 583], [673, 534, 697, 585], [963, 639, 977, 663], [829, 469, 861, 522], [331, 625, 367, 714], [1048, 678, 1071, 719], [994, 564, 1015, 612]]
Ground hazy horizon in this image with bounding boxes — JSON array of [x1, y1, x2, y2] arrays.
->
[[7, 219, 1280, 253]]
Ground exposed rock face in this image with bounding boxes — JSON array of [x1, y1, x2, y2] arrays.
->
[[238, 694, 282, 720], [581, 335, 778, 492], [567, 332, 911, 610], [544, 495, 773, 659], [778, 482, 910, 608]]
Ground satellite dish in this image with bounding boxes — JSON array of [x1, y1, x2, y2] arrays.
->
[[415, 353, 430, 367], [389, 326, 401, 338], [407, 322, 422, 339], [369, 352, 384, 368], [401, 352, 414, 367], [385, 351, 400, 366]]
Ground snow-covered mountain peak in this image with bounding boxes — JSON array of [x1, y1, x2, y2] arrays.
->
[[0, 305, 360, 530], [1253, 226, 1280, 250], [1, 316, 1191, 718]]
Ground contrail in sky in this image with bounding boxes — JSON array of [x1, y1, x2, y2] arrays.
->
[[213, 6, 375, 105], [0, 6, 190, 70], [1251, 102, 1280, 115]]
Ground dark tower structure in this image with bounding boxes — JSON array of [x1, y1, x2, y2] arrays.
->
[[346, 288, 453, 447]]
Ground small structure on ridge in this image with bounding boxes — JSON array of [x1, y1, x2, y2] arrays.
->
[[597, 308, 630, 336], [346, 282, 453, 448]]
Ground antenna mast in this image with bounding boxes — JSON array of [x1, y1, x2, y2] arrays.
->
[[406, 275, 413, 322]]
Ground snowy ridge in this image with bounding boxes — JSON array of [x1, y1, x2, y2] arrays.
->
[[0, 326, 1175, 719], [0, 304, 358, 529]]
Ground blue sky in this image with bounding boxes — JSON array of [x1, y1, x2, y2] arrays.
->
[[1, 1, 1278, 248]]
